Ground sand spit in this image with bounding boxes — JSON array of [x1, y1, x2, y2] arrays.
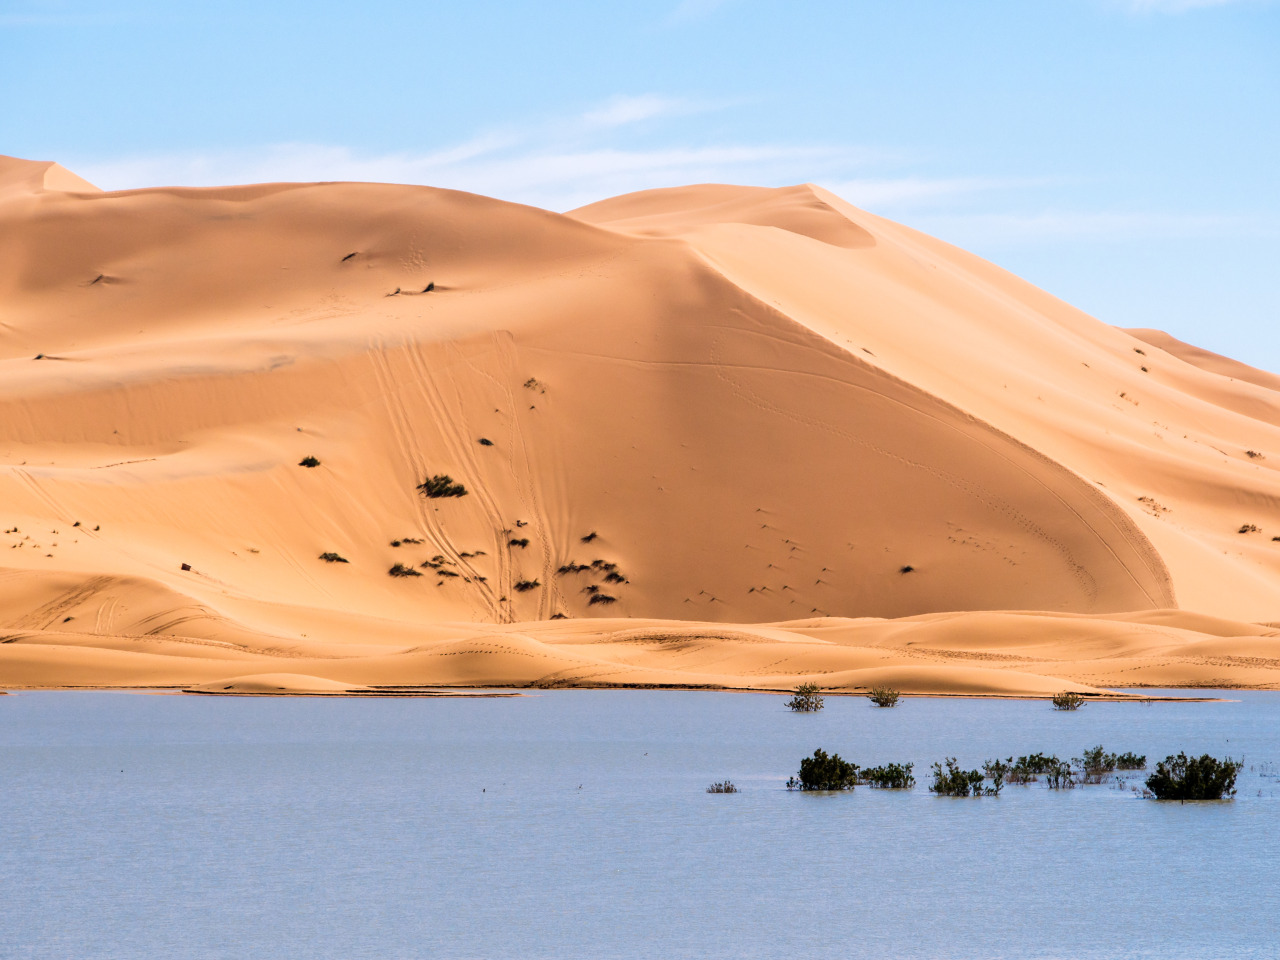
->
[[0, 155, 1277, 696], [184, 673, 517, 697]]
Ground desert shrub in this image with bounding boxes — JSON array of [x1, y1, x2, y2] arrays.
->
[[899, 565, 915, 574], [588, 593, 617, 605], [786, 682, 824, 713], [478, 438, 494, 446], [581, 531, 599, 543], [789, 749, 859, 791], [1146, 753, 1242, 800], [558, 562, 591, 574], [1239, 523, 1259, 534], [1043, 760, 1077, 789], [603, 571, 626, 583], [868, 686, 900, 708], [319, 552, 349, 563], [388, 563, 421, 578], [508, 538, 530, 548], [861, 763, 915, 789], [438, 569, 460, 578], [706, 781, 739, 794], [298, 456, 320, 468], [590, 559, 617, 571], [417, 474, 468, 498], [1052, 691, 1086, 711], [1245, 450, 1264, 459], [513, 579, 540, 592], [929, 758, 985, 797], [1115, 752, 1147, 770], [550, 612, 567, 620]]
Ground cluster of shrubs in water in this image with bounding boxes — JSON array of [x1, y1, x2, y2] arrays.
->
[[768, 745, 1240, 800], [786, 682, 900, 712]]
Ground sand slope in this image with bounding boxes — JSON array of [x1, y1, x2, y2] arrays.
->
[[1, 156, 1277, 694]]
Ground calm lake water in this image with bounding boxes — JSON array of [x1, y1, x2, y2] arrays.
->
[[1, 688, 1278, 959]]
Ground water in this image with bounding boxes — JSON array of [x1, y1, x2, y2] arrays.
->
[[2, 689, 1278, 960]]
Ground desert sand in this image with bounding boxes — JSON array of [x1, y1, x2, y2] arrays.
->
[[1, 154, 1276, 696]]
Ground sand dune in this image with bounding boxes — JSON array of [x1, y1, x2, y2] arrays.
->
[[1, 155, 1276, 695]]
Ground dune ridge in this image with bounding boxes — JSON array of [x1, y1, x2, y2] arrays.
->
[[1, 154, 1277, 695]]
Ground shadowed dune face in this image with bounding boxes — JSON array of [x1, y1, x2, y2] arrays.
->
[[0, 155, 1276, 693]]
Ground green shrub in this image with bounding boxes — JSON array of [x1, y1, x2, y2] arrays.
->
[[868, 686, 900, 708], [786, 682, 824, 712], [1146, 753, 1242, 800], [388, 563, 421, 577], [417, 474, 468, 498], [860, 763, 915, 789], [1043, 760, 1077, 789], [298, 455, 321, 468], [929, 758, 985, 797], [1078, 745, 1117, 783], [1115, 752, 1147, 770], [319, 552, 349, 563], [1008, 753, 1061, 783], [788, 749, 859, 791], [982, 758, 1010, 795], [706, 781, 739, 794], [1051, 691, 1086, 710]]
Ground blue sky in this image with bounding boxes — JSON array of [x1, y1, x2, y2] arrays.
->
[[4, 0, 1278, 369]]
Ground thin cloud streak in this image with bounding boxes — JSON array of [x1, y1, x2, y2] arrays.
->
[[908, 210, 1276, 245], [1124, 0, 1260, 12], [76, 142, 855, 212]]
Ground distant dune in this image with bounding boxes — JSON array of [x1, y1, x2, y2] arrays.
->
[[1, 154, 1276, 695]]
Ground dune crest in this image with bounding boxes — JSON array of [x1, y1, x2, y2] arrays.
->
[[1, 159, 1277, 694]]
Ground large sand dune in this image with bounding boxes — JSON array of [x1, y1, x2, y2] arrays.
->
[[1, 155, 1276, 695]]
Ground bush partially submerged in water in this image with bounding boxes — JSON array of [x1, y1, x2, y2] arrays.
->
[[1146, 753, 1242, 800], [1043, 760, 1077, 789], [788, 749, 858, 791], [1007, 753, 1061, 783], [868, 686, 901, 708], [786, 682, 824, 713], [1115, 751, 1147, 770], [929, 758, 986, 797], [1051, 691, 1086, 711], [861, 763, 915, 789], [706, 781, 739, 794]]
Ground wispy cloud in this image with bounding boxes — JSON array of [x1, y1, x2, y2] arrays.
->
[[823, 176, 1045, 209], [580, 95, 694, 128], [69, 93, 882, 210], [904, 210, 1276, 245], [76, 141, 856, 212]]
